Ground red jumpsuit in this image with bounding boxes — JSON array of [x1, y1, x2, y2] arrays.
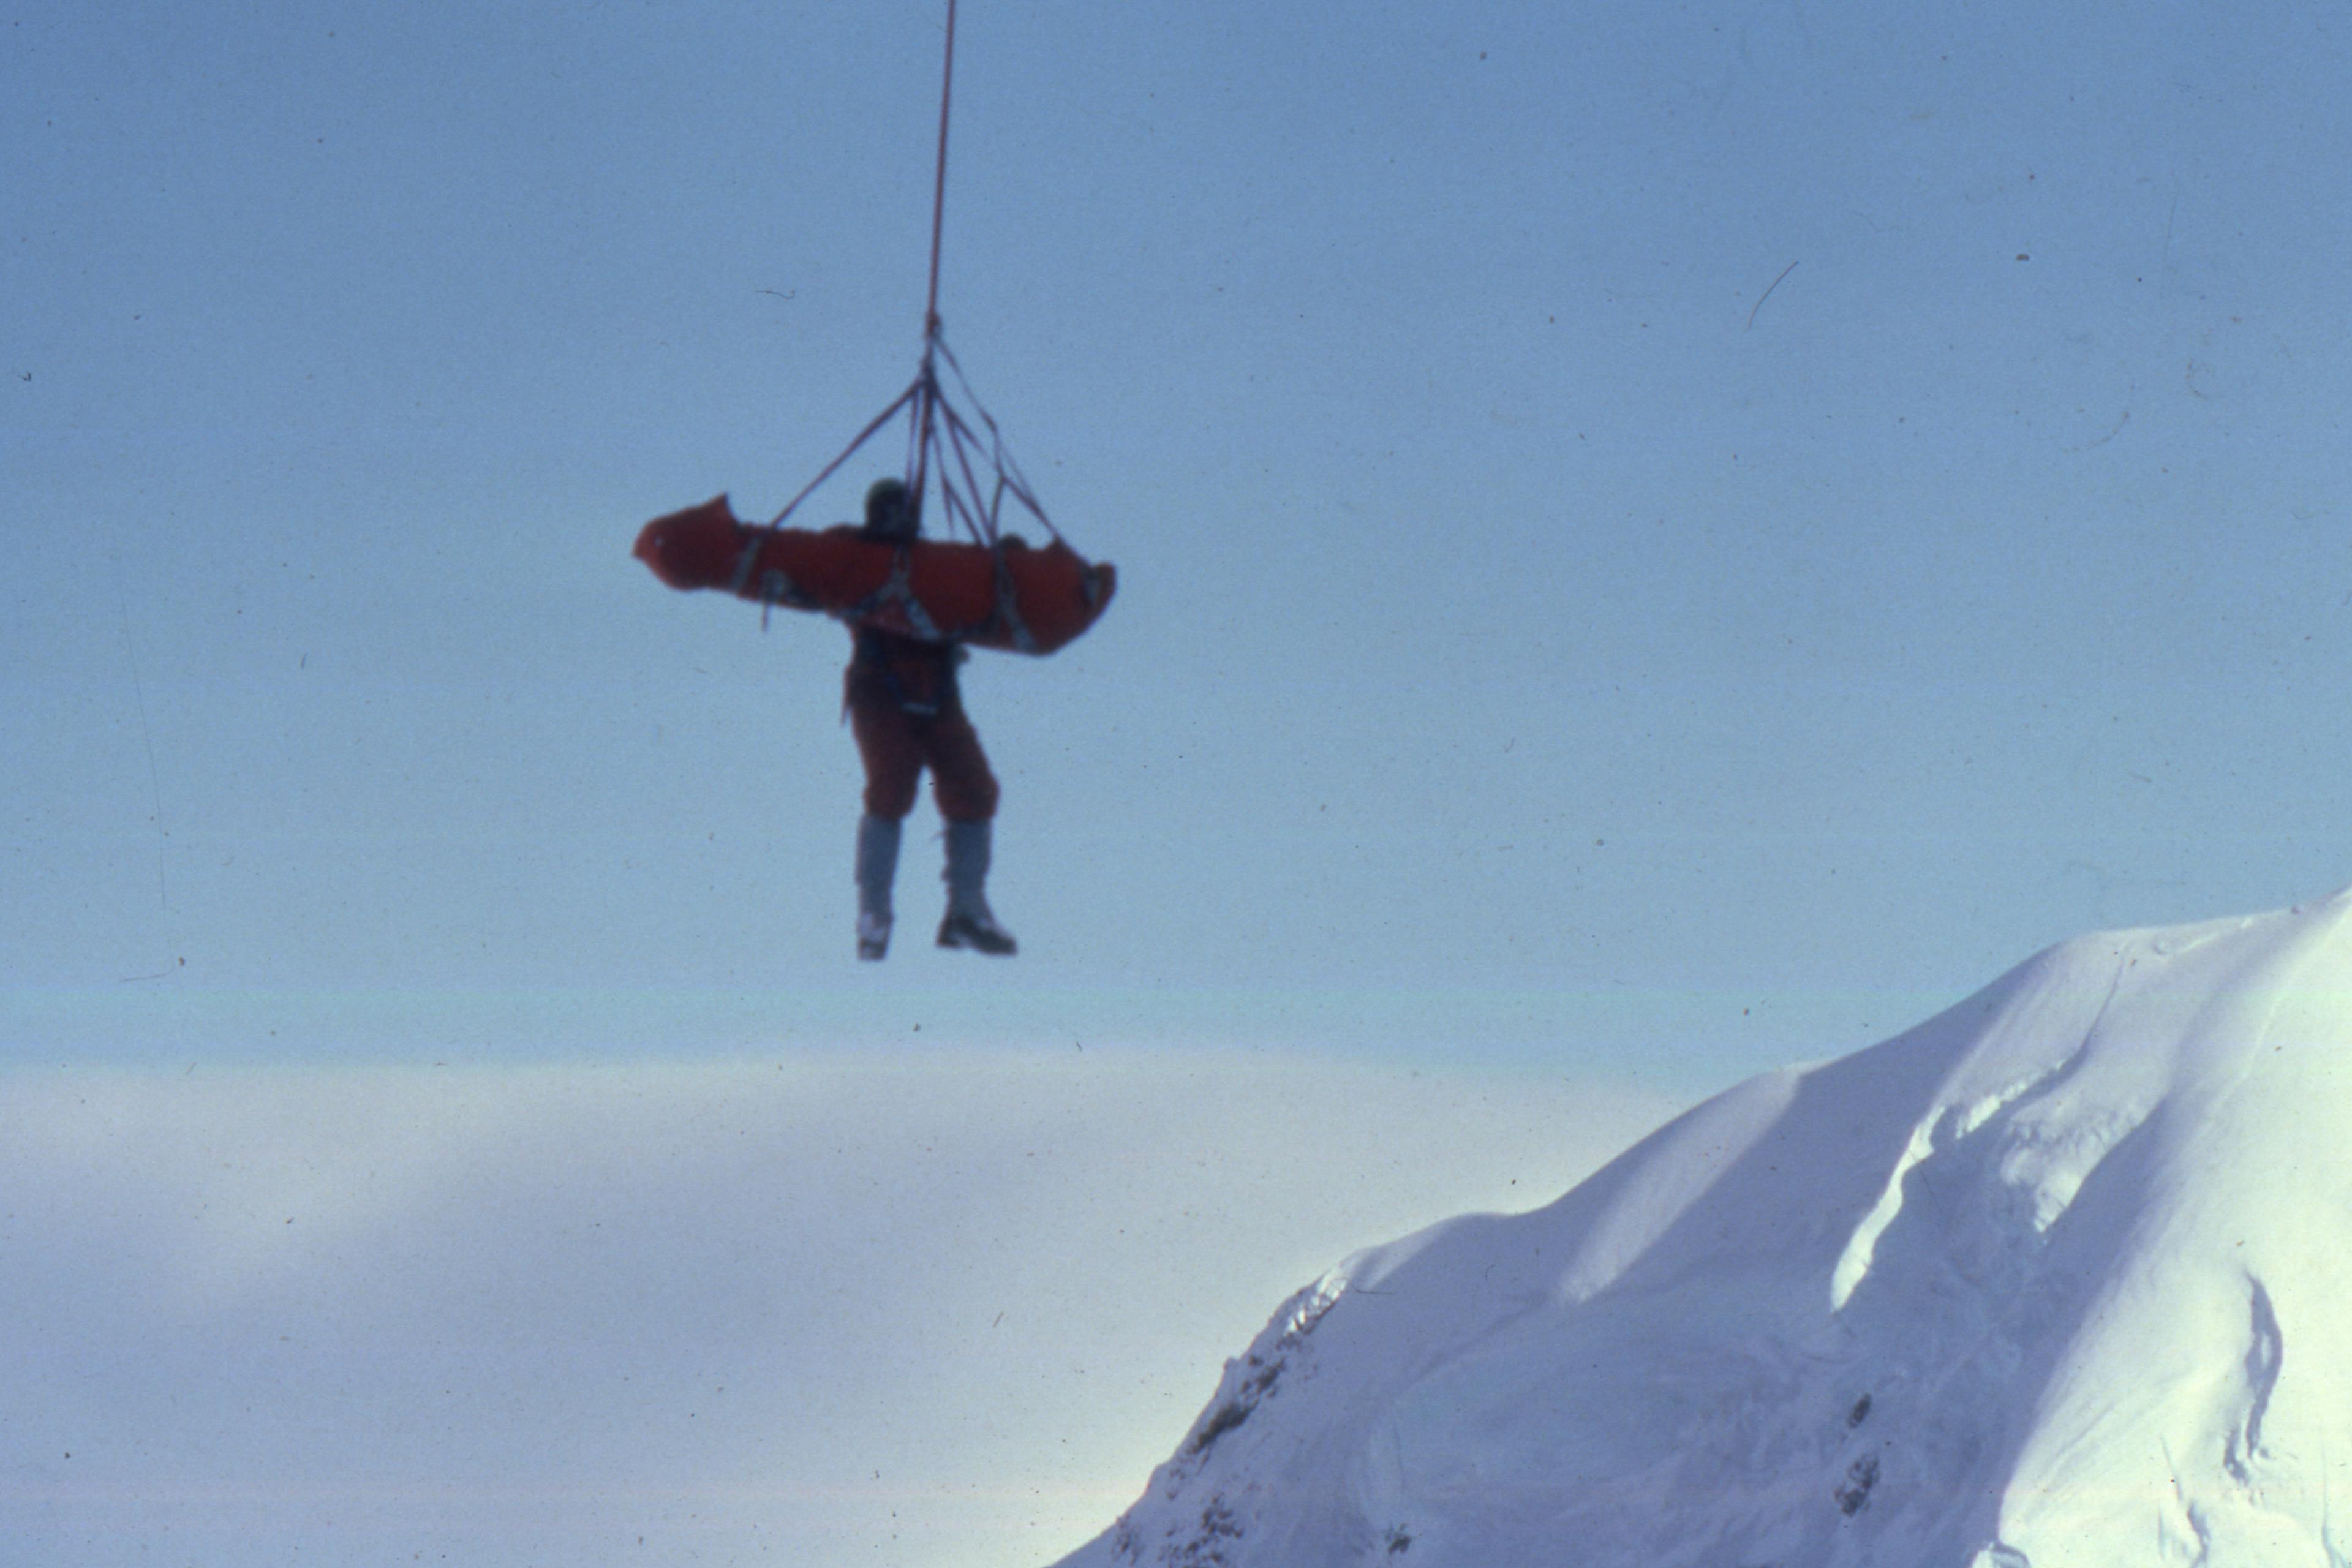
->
[[844, 625, 1000, 823]]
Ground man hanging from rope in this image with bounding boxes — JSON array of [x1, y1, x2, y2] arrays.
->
[[847, 475, 1017, 961]]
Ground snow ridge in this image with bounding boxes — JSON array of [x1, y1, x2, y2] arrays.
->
[[1057, 891, 2352, 1568]]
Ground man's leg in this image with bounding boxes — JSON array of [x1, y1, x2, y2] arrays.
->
[[848, 697, 925, 960], [925, 710, 1014, 956], [853, 815, 901, 960]]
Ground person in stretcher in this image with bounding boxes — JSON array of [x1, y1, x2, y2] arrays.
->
[[633, 475, 1114, 960]]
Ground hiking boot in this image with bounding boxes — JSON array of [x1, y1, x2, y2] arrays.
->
[[937, 909, 1017, 956], [938, 820, 1016, 955]]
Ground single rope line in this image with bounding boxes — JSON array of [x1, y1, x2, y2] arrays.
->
[[768, 381, 920, 528], [908, 0, 958, 516], [924, 0, 959, 339]]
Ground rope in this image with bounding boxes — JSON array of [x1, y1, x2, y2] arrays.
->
[[941, 401, 998, 543], [909, 0, 959, 522], [932, 335, 1065, 544], [765, 382, 919, 529], [924, 0, 958, 342], [753, 0, 1088, 590]]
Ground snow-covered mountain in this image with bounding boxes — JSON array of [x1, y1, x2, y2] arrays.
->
[[1057, 893, 2352, 1568]]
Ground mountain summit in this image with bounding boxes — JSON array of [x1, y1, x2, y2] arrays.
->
[[1058, 894, 2352, 1568]]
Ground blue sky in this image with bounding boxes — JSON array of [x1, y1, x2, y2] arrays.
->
[[13, 0, 2352, 1072], [9, 0, 2352, 1561]]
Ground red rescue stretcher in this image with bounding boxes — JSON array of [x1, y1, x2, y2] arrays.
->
[[633, 494, 1115, 655]]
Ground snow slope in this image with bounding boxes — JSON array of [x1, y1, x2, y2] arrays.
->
[[1056, 893, 2352, 1568]]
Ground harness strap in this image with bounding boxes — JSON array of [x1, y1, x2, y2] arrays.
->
[[727, 519, 761, 596], [846, 545, 947, 643], [991, 549, 1036, 654]]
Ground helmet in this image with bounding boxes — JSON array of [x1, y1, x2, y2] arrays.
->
[[864, 477, 918, 540]]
